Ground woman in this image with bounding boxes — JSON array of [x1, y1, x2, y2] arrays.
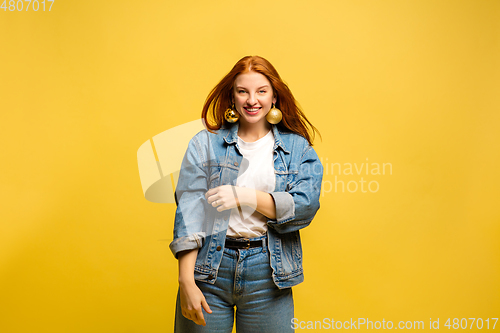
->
[[170, 55, 323, 332]]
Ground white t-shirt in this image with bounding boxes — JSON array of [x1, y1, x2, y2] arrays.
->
[[226, 129, 276, 238]]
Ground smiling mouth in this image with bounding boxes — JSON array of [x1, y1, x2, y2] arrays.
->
[[244, 107, 261, 114]]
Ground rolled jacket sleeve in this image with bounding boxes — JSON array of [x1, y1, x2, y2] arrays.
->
[[169, 134, 209, 258], [268, 145, 323, 233]]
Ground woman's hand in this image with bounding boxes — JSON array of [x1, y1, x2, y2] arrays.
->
[[179, 280, 212, 326], [205, 185, 253, 212], [205, 186, 277, 219], [178, 249, 212, 326]]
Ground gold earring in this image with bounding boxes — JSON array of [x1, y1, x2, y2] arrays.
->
[[224, 104, 239, 123], [266, 103, 282, 124]]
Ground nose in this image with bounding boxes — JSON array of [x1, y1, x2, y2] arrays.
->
[[246, 93, 257, 105]]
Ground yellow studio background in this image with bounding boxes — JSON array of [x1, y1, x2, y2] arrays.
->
[[1, 0, 499, 332]]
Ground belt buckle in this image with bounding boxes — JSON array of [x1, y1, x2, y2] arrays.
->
[[241, 238, 251, 250]]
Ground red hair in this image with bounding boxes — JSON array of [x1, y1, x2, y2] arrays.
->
[[201, 55, 320, 145]]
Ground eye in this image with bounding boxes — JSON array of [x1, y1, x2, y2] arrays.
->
[[238, 90, 246, 94], [259, 90, 267, 94]]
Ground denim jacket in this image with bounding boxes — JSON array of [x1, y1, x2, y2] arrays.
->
[[169, 122, 323, 289]]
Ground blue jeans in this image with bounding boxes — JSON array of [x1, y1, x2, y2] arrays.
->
[[174, 236, 295, 332]]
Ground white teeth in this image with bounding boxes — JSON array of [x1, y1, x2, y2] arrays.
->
[[246, 108, 259, 111]]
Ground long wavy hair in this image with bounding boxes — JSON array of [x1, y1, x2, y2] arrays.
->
[[201, 55, 320, 145]]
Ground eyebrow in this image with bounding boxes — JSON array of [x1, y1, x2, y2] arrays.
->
[[236, 85, 270, 89]]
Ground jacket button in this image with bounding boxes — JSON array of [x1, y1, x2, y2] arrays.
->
[[234, 162, 238, 166], [216, 246, 222, 251], [208, 274, 214, 280]]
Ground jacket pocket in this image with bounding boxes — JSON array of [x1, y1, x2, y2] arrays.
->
[[208, 167, 221, 189], [279, 231, 302, 274]]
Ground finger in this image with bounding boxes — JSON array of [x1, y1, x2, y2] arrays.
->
[[205, 187, 219, 198], [206, 194, 219, 204], [202, 298, 212, 314], [185, 310, 202, 325], [194, 310, 206, 326], [181, 310, 190, 320]]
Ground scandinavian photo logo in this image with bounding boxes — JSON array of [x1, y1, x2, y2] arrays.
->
[[319, 157, 393, 196]]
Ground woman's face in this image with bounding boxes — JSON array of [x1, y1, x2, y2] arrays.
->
[[233, 71, 276, 129]]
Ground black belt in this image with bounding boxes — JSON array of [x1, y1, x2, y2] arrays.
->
[[225, 237, 266, 250]]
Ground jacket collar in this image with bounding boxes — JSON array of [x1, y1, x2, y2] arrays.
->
[[222, 122, 289, 153]]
